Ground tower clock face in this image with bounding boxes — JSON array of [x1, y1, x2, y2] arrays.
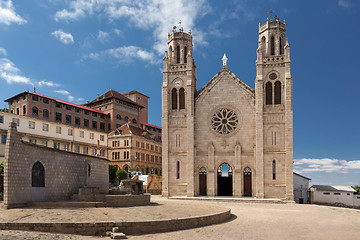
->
[[175, 81, 181, 86]]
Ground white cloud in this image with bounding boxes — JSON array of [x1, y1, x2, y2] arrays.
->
[[338, 0, 351, 8], [0, 58, 32, 85], [97, 30, 111, 43], [85, 45, 158, 64], [294, 158, 360, 173], [67, 95, 75, 102], [0, 0, 27, 25], [51, 29, 75, 45], [0, 47, 7, 56], [55, 0, 210, 54], [54, 89, 71, 95], [38, 80, 60, 87]]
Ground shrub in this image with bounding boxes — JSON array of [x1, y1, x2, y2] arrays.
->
[[116, 169, 127, 182]]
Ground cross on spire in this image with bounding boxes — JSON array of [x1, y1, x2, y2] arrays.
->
[[269, 9, 273, 21]]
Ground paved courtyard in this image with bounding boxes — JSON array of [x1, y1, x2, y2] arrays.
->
[[0, 196, 359, 240]]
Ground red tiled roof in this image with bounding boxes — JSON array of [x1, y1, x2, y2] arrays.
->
[[5, 91, 106, 115], [33, 92, 106, 114], [140, 122, 162, 129]]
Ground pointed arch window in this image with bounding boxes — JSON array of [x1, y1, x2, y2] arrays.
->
[[23, 105, 26, 115], [265, 82, 272, 105], [272, 160, 276, 180], [274, 81, 281, 104], [172, 88, 178, 110], [270, 36, 275, 55], [261, 36, 266, 56], [176, 46, 180, 64], [279, 36, 283, 55], [184, 46, 187, 63], [179, 88, 185, 109], [116, 114, 121, 120], [169, 46, 173, 62], [32, 161, 45, 187]]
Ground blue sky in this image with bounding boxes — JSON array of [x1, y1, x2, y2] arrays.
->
[[0, 0, 359, 186]]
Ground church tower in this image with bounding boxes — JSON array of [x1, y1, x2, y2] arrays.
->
[[162, 26, 197, 197], [255, 16, 293, 200]]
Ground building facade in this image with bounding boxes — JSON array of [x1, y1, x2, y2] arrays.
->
[[293, 172, 311, 204], [162, 17, 294, 200], [0, 110, 108, 162], [108, 124, 162, 175], [310, 185, 360, 207]]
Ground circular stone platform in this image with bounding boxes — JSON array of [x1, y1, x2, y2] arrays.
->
[[0, 196, 231, 236]]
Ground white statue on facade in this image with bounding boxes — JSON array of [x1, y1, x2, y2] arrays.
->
[[222, 54, 228, 66]]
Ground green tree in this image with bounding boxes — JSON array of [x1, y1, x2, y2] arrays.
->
[[351, 185, 360, 194], [116, 169, 127, 182], [109, 165, 117, 183]]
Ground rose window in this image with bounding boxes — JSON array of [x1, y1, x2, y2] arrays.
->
[[211, 108, 238, 134]]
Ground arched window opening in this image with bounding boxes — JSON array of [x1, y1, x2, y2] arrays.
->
[[116, 114, 121, 120], [274, 81, 281, 104], [132, 118, 137, 124], [32, 106, 38, 116], [124, 165, 129, 173], [23, 105, 26, 115], [265, 82, 272, 105], [199, 167, 207, 196], [124, 116, 129, 123], [270, 36, 275, 55], [179, 88, 185, 109], [146, 168, 149, 175], [169, 46, 173, 62], [184, 46, 187, 63], [32, 161, 45, 187], [261, 36, 266, 56], [172, 88, 178, 110], [176, 161, 180, 179], [142, 168, 144, 174], [279, 36, 283, 55], [272, 160, 276, 180], [176, 46, 180, 64], [43, 109, 49, 119], [155, 168, 158, 175]]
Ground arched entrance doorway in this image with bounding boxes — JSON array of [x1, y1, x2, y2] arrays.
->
[[31, 161, 45, 202], [199, 167, 207, 196], [243, 167, 252, 197], [217, 163, 233, 196]]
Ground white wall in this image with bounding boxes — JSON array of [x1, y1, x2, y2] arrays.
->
[[293, 174, 310, 203], [311, 189, 360, 206]]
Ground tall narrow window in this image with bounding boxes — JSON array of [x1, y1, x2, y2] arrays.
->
[[176, 161, 180, 179], [261, 36, 266, 56], [184, 46, 187, 63], [176, 134, 180, 147], [272, 131, 277, 145], [272, 160, 276, 180], [279, 36, 283, 55], [265, 82, 272, 105], [32, 107, 38, 116], [179, 88, 185, 109], [172, 88, 178, 110], [176, 46, 180, 64], [270, 36, 275, 55], [32, 161, 45, 187], [274, 81, 281, 104], [43, 109, 49, 119], [23, 105, 26, 115], [169, 46, 173, 62]]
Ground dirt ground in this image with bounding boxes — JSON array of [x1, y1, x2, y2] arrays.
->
[[0, 196, 359, 240]]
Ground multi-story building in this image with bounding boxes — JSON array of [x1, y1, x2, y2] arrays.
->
[[0, 110, 108, 162], [108, 124, 162, 175], [6, 91, 109, 132], [3, 89, 162, 176], [84, 89, 144, 131]]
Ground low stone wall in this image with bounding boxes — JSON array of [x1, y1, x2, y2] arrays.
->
[[0, 209, 231, 236], [105, 194, 150, 207]]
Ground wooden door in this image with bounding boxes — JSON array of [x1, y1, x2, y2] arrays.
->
[[199, 167, 207, 195], [244, 167, 252, 197]]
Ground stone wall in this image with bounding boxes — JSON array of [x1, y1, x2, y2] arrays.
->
[[4, 122, 109, 208]]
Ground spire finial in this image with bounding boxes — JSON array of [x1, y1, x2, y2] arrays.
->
[[269, 9, 273, 21]]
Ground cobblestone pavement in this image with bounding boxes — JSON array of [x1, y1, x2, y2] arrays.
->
[[0, 196, 359, 240]]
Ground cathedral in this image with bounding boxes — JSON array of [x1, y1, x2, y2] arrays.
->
[[162, 17, 293, 200]]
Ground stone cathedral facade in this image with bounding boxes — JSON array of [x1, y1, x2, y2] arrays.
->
[[162, 17, 294, 200]]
